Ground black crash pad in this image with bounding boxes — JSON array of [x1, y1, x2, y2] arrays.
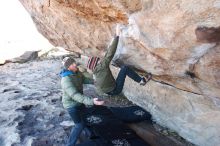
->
[[108, 138, 151, 146], [76, 139, 106, 146], [110, 106, 152, 123], [83, 114, 122, 126], [84, 106, 113, 116], [92, 124, 137, 141], [76, 138, 150, 146]]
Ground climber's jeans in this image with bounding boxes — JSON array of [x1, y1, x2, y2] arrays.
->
[[66, 105, 85, 146], [107, 66, 142, 96]]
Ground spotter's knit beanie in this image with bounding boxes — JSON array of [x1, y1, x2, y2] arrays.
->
[[62, 57, 76, 69]]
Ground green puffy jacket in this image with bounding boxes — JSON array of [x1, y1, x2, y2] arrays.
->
[[61, 70, 94, 109], [93, 36, 119, 94]]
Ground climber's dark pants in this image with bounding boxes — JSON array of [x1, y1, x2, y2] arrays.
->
[[107, 66, 142, 95], [66, 105, 85, 146]]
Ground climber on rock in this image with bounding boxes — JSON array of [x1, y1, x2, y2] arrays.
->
[[85, 25, 152, 96], [60, 57, 104, 146]]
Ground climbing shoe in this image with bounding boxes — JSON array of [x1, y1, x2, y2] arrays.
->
[[140, 73, 152, 86]]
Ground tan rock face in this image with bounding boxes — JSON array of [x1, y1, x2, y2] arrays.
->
[[19, 0, 128, 56], [19, 0, 220, 145]]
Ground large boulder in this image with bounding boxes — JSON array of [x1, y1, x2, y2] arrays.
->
[[19, 0, 220, 145]]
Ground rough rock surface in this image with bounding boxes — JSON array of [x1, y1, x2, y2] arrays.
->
[[8, 51, 39, 63], [0, 59, 68, 146], [18, 0, 220, 146]]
